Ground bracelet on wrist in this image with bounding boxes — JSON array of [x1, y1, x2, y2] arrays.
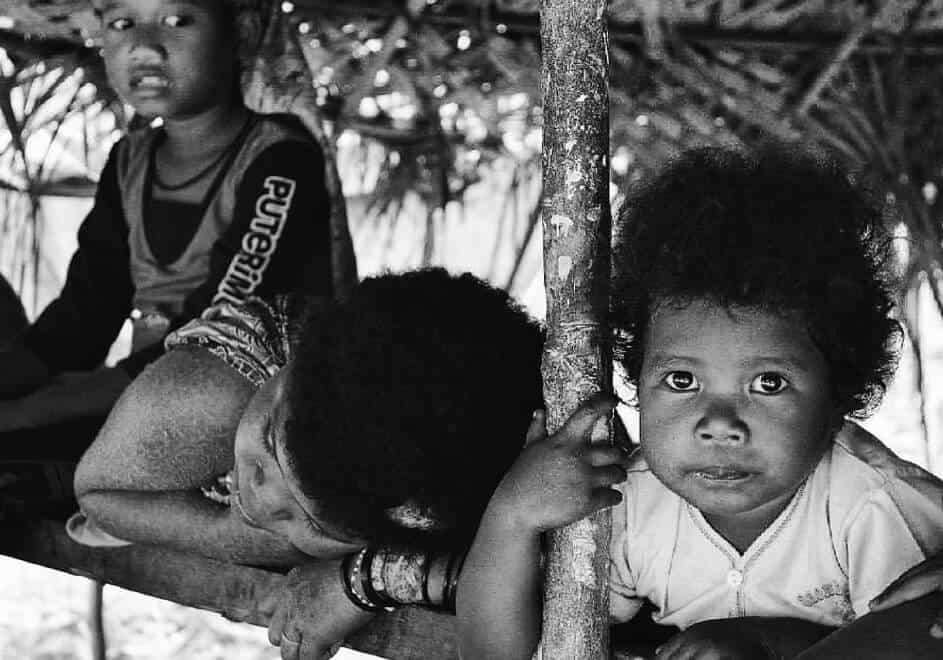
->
[[442, 551, 466, 613], [420, 556, 434, 607], [340, 548, 396, 613], [360, 547, 466, 612], [361, 547, 399, 609], [373, 548, 427, 606]]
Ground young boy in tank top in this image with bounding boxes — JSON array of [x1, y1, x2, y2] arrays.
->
[[0, 0, 353, 503]]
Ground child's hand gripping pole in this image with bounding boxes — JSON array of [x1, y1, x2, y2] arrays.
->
[[457, 396, 629, 660], [490, 395, 630, 535]]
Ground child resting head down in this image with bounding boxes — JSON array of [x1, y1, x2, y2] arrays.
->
[[457, 145, 943, 660]]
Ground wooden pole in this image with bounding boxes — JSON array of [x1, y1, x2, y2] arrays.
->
[[539, 1, 612, 658]]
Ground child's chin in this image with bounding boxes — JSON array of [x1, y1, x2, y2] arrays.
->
[[680, 482, 759, 515]]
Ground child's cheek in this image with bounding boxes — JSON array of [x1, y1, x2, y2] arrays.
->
[[639, 394, 689, 448]]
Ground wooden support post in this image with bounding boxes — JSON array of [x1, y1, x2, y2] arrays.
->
[[539, 1, 612, 658]]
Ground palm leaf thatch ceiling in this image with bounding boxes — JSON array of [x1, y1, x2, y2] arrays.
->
[[3, 0, 943, 303], [3, 0, 942, 183]]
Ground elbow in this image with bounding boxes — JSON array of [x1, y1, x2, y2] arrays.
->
[[73, 406, 129, 501], [73, 453, 97, 502], [75, 490, 106, 521], [73, 443, 111, 503]]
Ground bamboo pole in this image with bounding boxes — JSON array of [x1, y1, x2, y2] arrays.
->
[[539, 1, 612, 658]]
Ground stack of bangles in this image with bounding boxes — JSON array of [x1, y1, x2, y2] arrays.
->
[[340, 547, 465, 614]]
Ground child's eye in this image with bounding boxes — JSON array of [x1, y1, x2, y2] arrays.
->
[[162, 14, 194, 28], [664, 371, 698, 392], [107, 17, 134, 31], [751, 372, 789, 394]]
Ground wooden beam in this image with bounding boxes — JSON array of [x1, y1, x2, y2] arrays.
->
[[1, 519, 460, 660], [538, 0, 612, 657]]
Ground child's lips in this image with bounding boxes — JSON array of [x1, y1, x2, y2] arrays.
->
[[128, 69, 170, 91], [690, 465, 754, 481]]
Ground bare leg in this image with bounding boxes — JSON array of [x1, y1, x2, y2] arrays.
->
[[796, 593, 943, 659]]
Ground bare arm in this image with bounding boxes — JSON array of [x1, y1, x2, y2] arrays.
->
[[77, 488, 306, 566], [74, 347, 305, 566], [457, 401, 624, 660], [457, 501, 543, 660], [0, 367, 130, 432]]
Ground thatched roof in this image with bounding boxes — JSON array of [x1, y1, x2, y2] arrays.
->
[[6, 1, 943, 46], [5, 1, 942, 176], [3, 0, 943, 303]]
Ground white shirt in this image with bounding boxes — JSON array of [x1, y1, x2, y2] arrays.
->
[[609, 426, 943, 629]]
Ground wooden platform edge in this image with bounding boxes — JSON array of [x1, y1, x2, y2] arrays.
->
[[0, 519, 459, 660]]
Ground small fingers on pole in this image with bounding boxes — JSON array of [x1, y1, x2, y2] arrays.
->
[[559, 395, 618, 445], [585, 444, 631, 468]]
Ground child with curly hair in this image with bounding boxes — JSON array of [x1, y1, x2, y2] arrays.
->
[[458, 145, 943, 659], [75, 268, 544, 656]]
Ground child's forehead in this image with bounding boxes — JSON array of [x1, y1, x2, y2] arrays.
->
[[93, 0, 219, 11], [644, 299, 822, 364]]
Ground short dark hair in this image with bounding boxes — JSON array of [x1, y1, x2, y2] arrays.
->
[[284, 268, 543, 544], [611, 145, 901, 418]]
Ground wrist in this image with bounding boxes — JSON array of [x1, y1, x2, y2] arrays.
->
[[482, 495, 543, 539], [355, 547, 466, 612], [340, 548, 395, 613]]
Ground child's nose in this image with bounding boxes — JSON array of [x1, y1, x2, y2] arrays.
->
[[129, 27, 168, 59], [694, 401, 749, 444]]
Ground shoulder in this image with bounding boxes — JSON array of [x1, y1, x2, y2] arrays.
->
[[830, 422, 941, 495], [75, 345, 252, 495], [244, 113, 323, 158], [95, 347, 254, 458], [828, 423, 943, 553], [230, 118, 325, 196], [124, 346, 255, 415]]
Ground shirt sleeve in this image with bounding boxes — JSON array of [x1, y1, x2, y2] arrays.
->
[[165, 297, 288, 389], [844, 481, 943, 618], [23, 145, 134, 373], [180, 138, 333, 321]]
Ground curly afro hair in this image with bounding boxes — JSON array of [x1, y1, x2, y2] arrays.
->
[[611, 145, 901, 418], [283, 268, 543, 544]]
